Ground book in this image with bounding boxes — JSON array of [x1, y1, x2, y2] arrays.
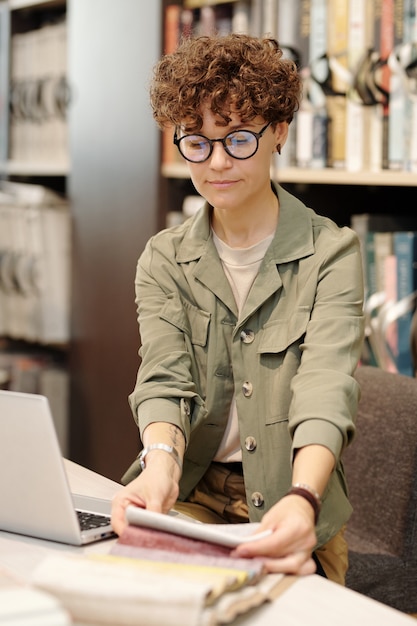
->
[[164, 4, 181, 54], [232, 0, 251, 34], [275, 0, 301, 169], [388, 1, 408, 171], [30, 506, 286, 625], [402, 1, 417, 171], [300, 0, 328, 169], [262, 0, 278, 38], [374, 231, 393, 295], [249, 0, 263, 36], [309, 0, 328, 169], [365, 231, 377, 300], [0, 4, 9, 163], [32, 549, 284, 625], [125, 505, 272, 548], [326, 0, 349, 168], [345, 0, 373, 172], [393, 231, 417, 376], [382, 253, 398, 372], [380, 0, 394, 169], [298, 0, 311, 70]]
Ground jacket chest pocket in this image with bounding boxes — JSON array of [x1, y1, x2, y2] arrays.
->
[[257, 310, 310, 424], [160, 294, 211, 391]]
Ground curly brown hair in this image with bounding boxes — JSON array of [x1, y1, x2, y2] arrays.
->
[[150, 33, 301, 131]]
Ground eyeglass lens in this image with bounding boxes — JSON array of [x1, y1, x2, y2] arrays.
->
[[177, 129, 260, 162]]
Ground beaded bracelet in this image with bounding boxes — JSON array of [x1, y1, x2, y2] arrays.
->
[[286, 483, 322, 524]]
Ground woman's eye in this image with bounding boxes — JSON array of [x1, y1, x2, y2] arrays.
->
[[188, 138, 208, 150], [229, 132, 251, 145]]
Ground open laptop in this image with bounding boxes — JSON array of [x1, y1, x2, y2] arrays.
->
[[0, 389, 116, 545]]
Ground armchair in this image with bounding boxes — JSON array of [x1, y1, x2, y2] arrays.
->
[[344, 365, 417, 614]]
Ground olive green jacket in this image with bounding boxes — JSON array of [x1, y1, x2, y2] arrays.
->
[[125, 184, 365, 546]]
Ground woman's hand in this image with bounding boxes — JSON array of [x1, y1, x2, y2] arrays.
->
[[232, 493, 317, 576], [111, 450, 181, 536]]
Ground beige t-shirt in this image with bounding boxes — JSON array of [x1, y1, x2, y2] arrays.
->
[[212, 230, 274, 462]]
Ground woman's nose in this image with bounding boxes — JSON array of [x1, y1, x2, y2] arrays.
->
[[209, 141, 232, 169]]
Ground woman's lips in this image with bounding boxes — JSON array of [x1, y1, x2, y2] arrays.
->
[[209, 179, 238, 189]]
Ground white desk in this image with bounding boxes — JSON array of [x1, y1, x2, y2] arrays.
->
[[0, 460, 414, 626]]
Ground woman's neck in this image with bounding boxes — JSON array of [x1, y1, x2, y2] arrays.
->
[[211, 192, 279, 248]]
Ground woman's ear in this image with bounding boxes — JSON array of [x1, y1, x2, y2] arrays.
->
[[274, 122, 289, 152]]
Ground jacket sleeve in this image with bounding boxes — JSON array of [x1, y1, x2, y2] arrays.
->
[[288, 224, 365, 462], [128, 237, 204, 446]]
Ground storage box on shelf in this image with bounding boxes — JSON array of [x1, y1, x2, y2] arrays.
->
[[0, 0, 69, 178]]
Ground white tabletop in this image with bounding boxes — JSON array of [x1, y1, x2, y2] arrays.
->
[[0, 459, 414, 625]]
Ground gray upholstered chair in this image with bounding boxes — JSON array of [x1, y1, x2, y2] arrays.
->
[[343, 365, 417, 614]]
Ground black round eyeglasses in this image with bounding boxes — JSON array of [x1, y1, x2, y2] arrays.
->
[[173, 122, 271, 163]]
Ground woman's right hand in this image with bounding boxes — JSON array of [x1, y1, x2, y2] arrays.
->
[[111, 450, 181, 536]]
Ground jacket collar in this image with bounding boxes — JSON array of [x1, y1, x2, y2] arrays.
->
[[175, 183, 316, 319], [176, 182, 315, 265]]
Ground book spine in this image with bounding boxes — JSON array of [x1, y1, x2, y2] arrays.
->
[[326, 0, 349, 168], [374, 231, 394, 294], [363, 0, 384, 171], [232, 0, 251, 34], [309, 0, 328, 168], [274, 0, 300, 169], [296, 105, 314, 168], [388, 0, 407, 171], [0, 4, 9, 162], [350, 213, 371, 296], [393, 231, 417, 376], [249, 0, 263, 37], [164, 4, 181, 54], [262, 0, 278, 38], [345, 0, 368, 172], [383, 253, 398, 372], [365, 231, 377, 299], [380, 0, 394, 169], [295, 0, 312, 167], [298, 0, 311, 70], [403, 0, 417, 170]]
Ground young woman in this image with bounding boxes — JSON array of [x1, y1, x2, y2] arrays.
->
[[111, 33, 365, 585]]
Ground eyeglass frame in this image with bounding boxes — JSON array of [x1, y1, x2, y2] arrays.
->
[[173, 122, 272, 163]]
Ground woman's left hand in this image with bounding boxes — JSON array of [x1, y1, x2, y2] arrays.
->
[[232, 494, 318, 576]]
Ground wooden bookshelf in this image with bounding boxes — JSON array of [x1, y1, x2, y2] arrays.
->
[[162, 162, 417, 188]]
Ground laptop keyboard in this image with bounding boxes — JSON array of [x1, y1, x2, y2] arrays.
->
[[76, 510, 111, 531]]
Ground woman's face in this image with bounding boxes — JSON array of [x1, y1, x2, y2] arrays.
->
[[183, 106, 288, 215]]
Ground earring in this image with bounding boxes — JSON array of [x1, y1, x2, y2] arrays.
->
[[276, 144, 281, 155]]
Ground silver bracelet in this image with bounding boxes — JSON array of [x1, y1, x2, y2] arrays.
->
[[138, 443, 183, 472]]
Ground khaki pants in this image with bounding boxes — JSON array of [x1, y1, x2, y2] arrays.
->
[[174, 462, 348, 585]]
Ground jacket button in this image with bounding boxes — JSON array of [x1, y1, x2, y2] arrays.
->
[[242, 381, 253, 397], [245, 436, 257, 451], [251, 492, 264, 507], [240, 329, 255, 344]]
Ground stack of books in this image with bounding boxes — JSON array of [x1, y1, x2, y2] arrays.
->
[[31, 508, 286, 625], [352, 213, 417, 376]]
